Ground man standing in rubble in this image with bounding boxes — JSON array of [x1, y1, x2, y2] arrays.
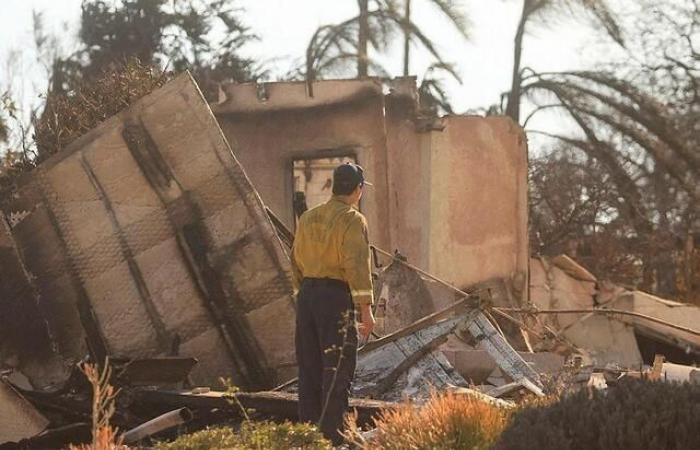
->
[[291, 162, 376, 445]]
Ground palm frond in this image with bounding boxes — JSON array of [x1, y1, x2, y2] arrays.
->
[[425, 61, 462, 84], [526, 0, 624, 46], [521, 71, 699, 199], [304, 0, 466, 82], [316, 52, 359, 75], [419, 62, 458, 115], [578, 0, 624, 45], [425, 0, 471, 38], [372, 9, 444, 64], [305, 20, 359, 80]]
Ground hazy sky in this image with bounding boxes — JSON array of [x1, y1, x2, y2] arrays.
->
[[0, 0, 608, 137]]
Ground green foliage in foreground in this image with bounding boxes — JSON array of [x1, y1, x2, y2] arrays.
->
[[157, 379, 700, 450], [155, 421, 332, 450]]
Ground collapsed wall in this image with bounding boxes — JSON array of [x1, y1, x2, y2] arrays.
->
[[530, 255, 700, 367], [1, 73, 296, 389]]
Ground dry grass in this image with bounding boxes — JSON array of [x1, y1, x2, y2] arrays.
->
[[68, 362, 127, 450], [1, 59, 168, 208], [35, 58, 168, 162], [345, 390, 510, 450]]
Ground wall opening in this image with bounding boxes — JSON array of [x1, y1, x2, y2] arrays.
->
[[634, 330, 700, 366], [292, 155, 357, 224]]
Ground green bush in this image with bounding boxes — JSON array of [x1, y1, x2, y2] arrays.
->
[[495, 378, 700, 450], [155, 421, 331, 450]]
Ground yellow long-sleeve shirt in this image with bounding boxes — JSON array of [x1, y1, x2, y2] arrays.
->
[[291, 197, 374, 306]]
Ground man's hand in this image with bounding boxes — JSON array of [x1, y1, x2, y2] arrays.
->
[[357, 304, 375, 341]]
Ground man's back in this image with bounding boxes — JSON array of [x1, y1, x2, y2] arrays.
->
[[293, 198, 369, 297]]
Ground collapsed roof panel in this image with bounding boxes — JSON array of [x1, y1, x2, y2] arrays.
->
[[529, 255, 700, 368], [612, 291, 700, 360], [2, 73, 296, 389], [354, 311, 472, 400]]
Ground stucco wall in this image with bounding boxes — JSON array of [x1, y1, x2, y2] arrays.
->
[[384, 91, 432, 268], [214, 80, 392, 250], [426, 116, 529, 290]]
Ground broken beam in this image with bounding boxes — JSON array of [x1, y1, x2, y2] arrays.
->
[[134, 389, 394, 426], [360, 294, 481, 354]]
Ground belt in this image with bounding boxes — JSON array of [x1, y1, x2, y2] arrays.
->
[[302, 277, 350, 291]]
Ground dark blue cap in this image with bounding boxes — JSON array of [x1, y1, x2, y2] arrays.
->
[[333, 163, 372, 190]]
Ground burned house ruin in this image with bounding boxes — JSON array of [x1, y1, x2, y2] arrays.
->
[[1, 73, 698, 446]]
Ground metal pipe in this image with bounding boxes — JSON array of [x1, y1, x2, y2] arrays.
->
[[495, 307, 700, 337], [371, 245, 700, 338], [122, 407, 193, 444], [370, 245, 487, 299]]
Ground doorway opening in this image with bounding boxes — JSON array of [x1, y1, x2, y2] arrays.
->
[[292, 154, 357, 225]]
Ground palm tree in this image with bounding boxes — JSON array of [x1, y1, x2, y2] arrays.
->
[[402, 0, 469, 77], [522, 67, 698, 293], [304, 16, 377, 95], [524, 0, 699, 300], [505, 0, 624, 123], [305, 0, 468, 81], [359, 0, 371, 77]]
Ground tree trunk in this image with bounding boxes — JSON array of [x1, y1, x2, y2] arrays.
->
[[358, 0, 370, 78], [682, 231, 698, 304], [403, 0, 411, 77], [505, 0, 529, 122], [652, 169, 677, 296]]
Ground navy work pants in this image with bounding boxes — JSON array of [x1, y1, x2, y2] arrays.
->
[[295, 278, 358, 445]]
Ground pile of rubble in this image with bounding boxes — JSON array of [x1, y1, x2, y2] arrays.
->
[[1, 74, 698, 448]]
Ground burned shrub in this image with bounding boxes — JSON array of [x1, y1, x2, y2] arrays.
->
[[1, 59, 169, 212], [34, 58, 168, 162], [494, 378, 700, 450]]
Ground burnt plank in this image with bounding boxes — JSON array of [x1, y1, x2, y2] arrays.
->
[[135, 389, 394, 426]]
